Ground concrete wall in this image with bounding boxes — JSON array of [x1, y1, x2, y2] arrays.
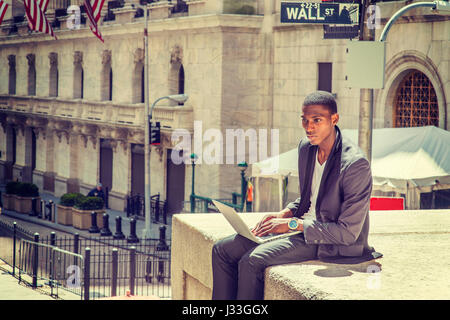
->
[[171, 210, 450, 300]]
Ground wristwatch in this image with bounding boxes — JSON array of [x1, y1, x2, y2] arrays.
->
[[288, 218, 299, 231]]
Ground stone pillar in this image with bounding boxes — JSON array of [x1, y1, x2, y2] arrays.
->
[[22, 127, 34, 183], [12, 125, 25, 181], [110, 138, 129, 211], [44, 125, 56, 192], [67, 132, 81, 193], [3, 125, 15, 181]]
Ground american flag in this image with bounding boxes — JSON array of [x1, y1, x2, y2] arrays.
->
[[0, 0, 8, 26], [36, 0, 49, 13], [23, 0, 57, 39], [84, 0, 105, 42]]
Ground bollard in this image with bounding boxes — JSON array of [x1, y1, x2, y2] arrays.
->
[[100, 214, 112, 236], [50, 200, 55, 222], [45, 200, 54, 221], [127, 218, 139, 243], [113, 216, 125, 239], [105, 186, 109, 209], [50, 232, 56, 247], [73, 233, 80, 254], [32, 233, 39, 288], [29, 198, 38, 216], [73, 233, 79, 267], [129, 247, 136, 295], [39, 200, 45, 219], [84, 247, 91, 301], [111, 248, 118, 297], [89, 211, 99, 233], [156, 226, 169, 251]]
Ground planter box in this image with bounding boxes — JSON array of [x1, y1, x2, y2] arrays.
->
[[15, 196, 41, 214], [2, 193, 15, 211], [72, 208, 105, 230], [56, 204, 73, 226]]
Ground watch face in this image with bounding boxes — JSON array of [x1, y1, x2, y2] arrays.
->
[[288, 219, 298, 230]]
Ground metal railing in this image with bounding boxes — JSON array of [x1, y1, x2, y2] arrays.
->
[[186, 195, 243, 213], [0, 220, 172, 300], [125, 193, 169, 224], [17, 236, 85, 299]]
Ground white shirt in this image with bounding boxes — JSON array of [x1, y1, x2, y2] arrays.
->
[[302, 153, 326, 221]]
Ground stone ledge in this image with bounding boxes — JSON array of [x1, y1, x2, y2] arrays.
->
[[171, 210, 450, 300]]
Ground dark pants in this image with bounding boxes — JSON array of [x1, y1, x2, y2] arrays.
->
[[211, 233, 318, 300]]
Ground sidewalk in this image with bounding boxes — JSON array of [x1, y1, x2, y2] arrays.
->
[[0, 265, 54, 300], [0, 186, 172, 241]]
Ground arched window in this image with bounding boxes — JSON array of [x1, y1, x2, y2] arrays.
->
[[8, 55, 16, 95], [27, 54, 36, 96], [49, 53, 58, 97], [394, 70, 439, 127]]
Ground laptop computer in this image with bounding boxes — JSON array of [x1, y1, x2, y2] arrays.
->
[[212, 200, 302, 244]]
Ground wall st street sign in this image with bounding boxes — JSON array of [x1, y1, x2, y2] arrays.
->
[[281, 1, 360, 25]]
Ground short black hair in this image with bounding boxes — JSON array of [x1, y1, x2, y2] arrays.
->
[[303, 91, 337, 114]]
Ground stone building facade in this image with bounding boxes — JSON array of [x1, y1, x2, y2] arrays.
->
[[0, 0, 448, 212]]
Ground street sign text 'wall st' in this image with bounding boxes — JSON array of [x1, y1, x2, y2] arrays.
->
[[281, 2, 360, 25]]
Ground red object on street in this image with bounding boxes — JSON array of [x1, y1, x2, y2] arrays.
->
[[370, 197, 405, 211]]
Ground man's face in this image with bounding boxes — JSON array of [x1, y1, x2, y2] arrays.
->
[[301, 104, 339, 146], [97, 186, 102, 191]]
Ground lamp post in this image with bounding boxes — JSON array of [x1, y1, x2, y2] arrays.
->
[[142, 93, 189, 238], [190, 153, 198, 213], [238, 161, 248, 210]]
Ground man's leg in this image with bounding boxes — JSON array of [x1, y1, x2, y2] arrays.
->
[[211, 234, 258, 300], [236, 234, 317, 300]]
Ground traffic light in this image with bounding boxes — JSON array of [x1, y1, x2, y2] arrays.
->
[[150, 121, 161, 145]]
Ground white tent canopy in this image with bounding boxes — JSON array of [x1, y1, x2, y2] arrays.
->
[[251, 126, 450, 211]]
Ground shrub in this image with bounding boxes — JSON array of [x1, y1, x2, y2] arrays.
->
[[60, 193, 85, 207], [17, 183, 39, 197], [5, 181, 22, 195], [74, 196, 104, 210]]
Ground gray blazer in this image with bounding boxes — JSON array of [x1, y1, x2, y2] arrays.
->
[[286, 126, 375, 260]]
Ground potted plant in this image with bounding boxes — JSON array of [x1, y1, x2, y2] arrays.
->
[[72, 196, 105, 230], [3, 181, 21, 210], [57, 192, 84, 226], [15, 182, 40, 214]]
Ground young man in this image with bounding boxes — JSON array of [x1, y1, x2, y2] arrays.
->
[[211, 91, 379, 300]]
